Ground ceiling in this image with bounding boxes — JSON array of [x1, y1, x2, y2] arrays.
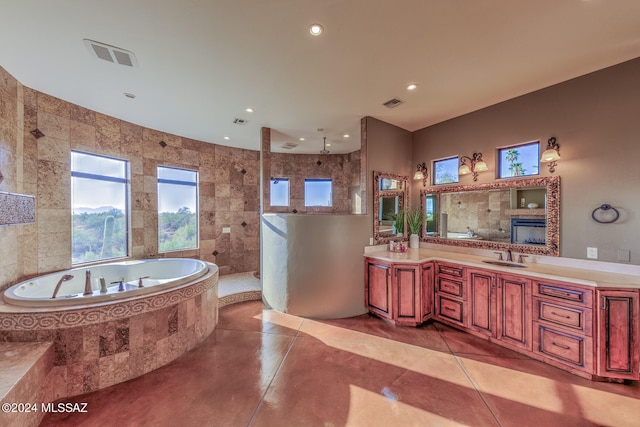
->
[[2, 1, 640, 154]]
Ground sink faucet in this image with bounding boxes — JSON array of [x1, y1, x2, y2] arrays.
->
[[51, 274, 74, 299], [505, 249, 513, 262], [83, 270, 93, 296]]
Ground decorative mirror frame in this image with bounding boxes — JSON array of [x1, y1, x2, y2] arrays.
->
[[419, 176, 560, 256], [373, 171, 408, 244]]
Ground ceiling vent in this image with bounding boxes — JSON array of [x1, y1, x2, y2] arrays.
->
[[383, 98, 404, 108], [281, 142, 298, 150], [83, 39, 138, 67], [233, 118, 248, 125]]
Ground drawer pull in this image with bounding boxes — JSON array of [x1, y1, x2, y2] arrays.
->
[[551, 341, 571, 350], [444, 307, 455, 312], [550, 311, 571, 319]]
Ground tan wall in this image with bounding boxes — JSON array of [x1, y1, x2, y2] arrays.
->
[[0, 67, 260, 290], [413, 57, 640, 264]]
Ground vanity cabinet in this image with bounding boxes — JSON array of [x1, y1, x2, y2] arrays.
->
[[596, 289, 640, 380], [532, 279, 594, 375], [434, 263, 467, 327], [364, 255, 640, 381], [468, 269, 532, 351], [365, 258, 434, 326]]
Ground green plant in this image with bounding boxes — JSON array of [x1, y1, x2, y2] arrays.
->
[[393, 209, 405, 234], [406, 208, 423, 235]]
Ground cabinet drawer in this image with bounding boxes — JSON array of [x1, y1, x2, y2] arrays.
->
[[535, 299, 591, 335], [436, 277, 464, 298], [437, 295, 464, 324], [534, 282, 592, 307], [437, 263, 464, 278], [535, 325, 591, 369]]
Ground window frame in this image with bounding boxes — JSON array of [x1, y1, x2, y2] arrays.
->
[[70, 150, 130, 265], [497, 141, 541, 179], [269, 177, 290, 207], [157, 165, 200, 253], [433, 156, 460, 185], [304, 178, 333, 207]]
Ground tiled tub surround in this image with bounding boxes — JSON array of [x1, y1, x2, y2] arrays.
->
[[0, 65, 260, 293], [0, 264, 218, 400]]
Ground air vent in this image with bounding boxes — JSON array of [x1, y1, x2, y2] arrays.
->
[[383, 98, 404, 108], [281, 142, 298, 150], [233, 118, 248, 125], [83, 39, 138, 67]]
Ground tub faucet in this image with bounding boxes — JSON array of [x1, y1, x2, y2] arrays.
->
[[111, 280, 125, 292], [138, 276, 150, 288], [83, 270, 93, 296], [51, 274, 74, 299]]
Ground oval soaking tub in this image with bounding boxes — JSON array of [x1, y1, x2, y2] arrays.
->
[[3, 258, 209, 307]]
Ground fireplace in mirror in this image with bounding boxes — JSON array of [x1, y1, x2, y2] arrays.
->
[[510, 218, 546, 245]]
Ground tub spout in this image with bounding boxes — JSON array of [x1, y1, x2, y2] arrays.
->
[[51, 274, 74, 299], [83, 270, 93, 296]]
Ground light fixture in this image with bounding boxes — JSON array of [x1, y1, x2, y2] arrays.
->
[[245, 108, 253, 113], [299, 137, 305, 141], [343, 134, 350, 138], [414, 162, 429, 187], [406, 83, 418, 91], [459, 152, 488, 181], [309, 24, 324, 36], [223, 136, 230, 140], [541, 136, 560, 173], [124, 92, 136, 99], [320, 137, 330, 154]]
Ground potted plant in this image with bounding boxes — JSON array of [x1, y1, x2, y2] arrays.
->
[[406, 208, 423, 249]]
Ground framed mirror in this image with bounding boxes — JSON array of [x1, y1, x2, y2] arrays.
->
[[373, 171, 408, 244], [420, 176, 560, 256]]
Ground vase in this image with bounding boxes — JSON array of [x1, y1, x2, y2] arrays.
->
[[409, 234, 419, 249]]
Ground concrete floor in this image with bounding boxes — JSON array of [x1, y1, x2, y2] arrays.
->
[[41, 301, 640, 426]]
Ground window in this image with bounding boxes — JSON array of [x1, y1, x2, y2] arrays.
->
[[270, 178, 289, 206], [434, 157, 459, 185], [498, 142, 540, 178], [304, 179, 332, 207], [71, 151, 129, 264], [157, 166, 199, 252]]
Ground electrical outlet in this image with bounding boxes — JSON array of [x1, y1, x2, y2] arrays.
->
[[618, 249, 631, 262], [369, 237, 374, 246], [587, 247, 598, 259], [222, 227, 231, 234], [520, 198, 525, 208]]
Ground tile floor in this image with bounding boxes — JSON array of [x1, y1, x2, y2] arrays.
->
[[41, 301, 640, 427]]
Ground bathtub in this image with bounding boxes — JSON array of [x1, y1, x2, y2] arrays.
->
[[3, 258, 209, 307]]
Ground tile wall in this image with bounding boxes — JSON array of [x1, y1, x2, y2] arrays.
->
[[0, 66, 260, 291]]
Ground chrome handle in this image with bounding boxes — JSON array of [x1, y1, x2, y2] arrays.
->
[[551, 341, 570, 350]]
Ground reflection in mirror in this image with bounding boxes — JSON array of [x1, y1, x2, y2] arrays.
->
[[373, 171, 408, 244], [420, 176, 559, 256]]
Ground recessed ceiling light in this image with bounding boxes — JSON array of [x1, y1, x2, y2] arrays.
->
[[124, 93, 136, 99], [343, 134, 350, 138], [245, 108, 253, 113], [224, 136, 230, 140], [299, 137, 305, 141], [326, 143, 332, 147], [309, 24, 324, 36], [406, 84, 418, 91]]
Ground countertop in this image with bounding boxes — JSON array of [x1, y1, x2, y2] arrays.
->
[[364, 248, 640, 289]]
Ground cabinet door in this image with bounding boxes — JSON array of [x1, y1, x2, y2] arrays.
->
[[469, 269, 497, 337], [365, 261, 392, 320], [421, 263, 434, 322], [394, 265, 420, 323], [497, 274, 532, 351], [596, 289, 640, 380]]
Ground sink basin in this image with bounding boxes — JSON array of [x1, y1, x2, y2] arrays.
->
[[482, 260, 527, 268]]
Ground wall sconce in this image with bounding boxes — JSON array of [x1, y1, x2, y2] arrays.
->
[[541, 137, 560, 173], [413, 162, 429, 187], [459, 152, 488, 181]]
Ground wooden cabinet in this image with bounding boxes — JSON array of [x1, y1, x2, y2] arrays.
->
[[364, 256, 640, 382], [435, 263, 467, 327], [532, 279, 595, 375], [468, 269, 532, 351], [596, 289, 640, 380], [365, 258, 433, 326], [365, 259, 392, 321]]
